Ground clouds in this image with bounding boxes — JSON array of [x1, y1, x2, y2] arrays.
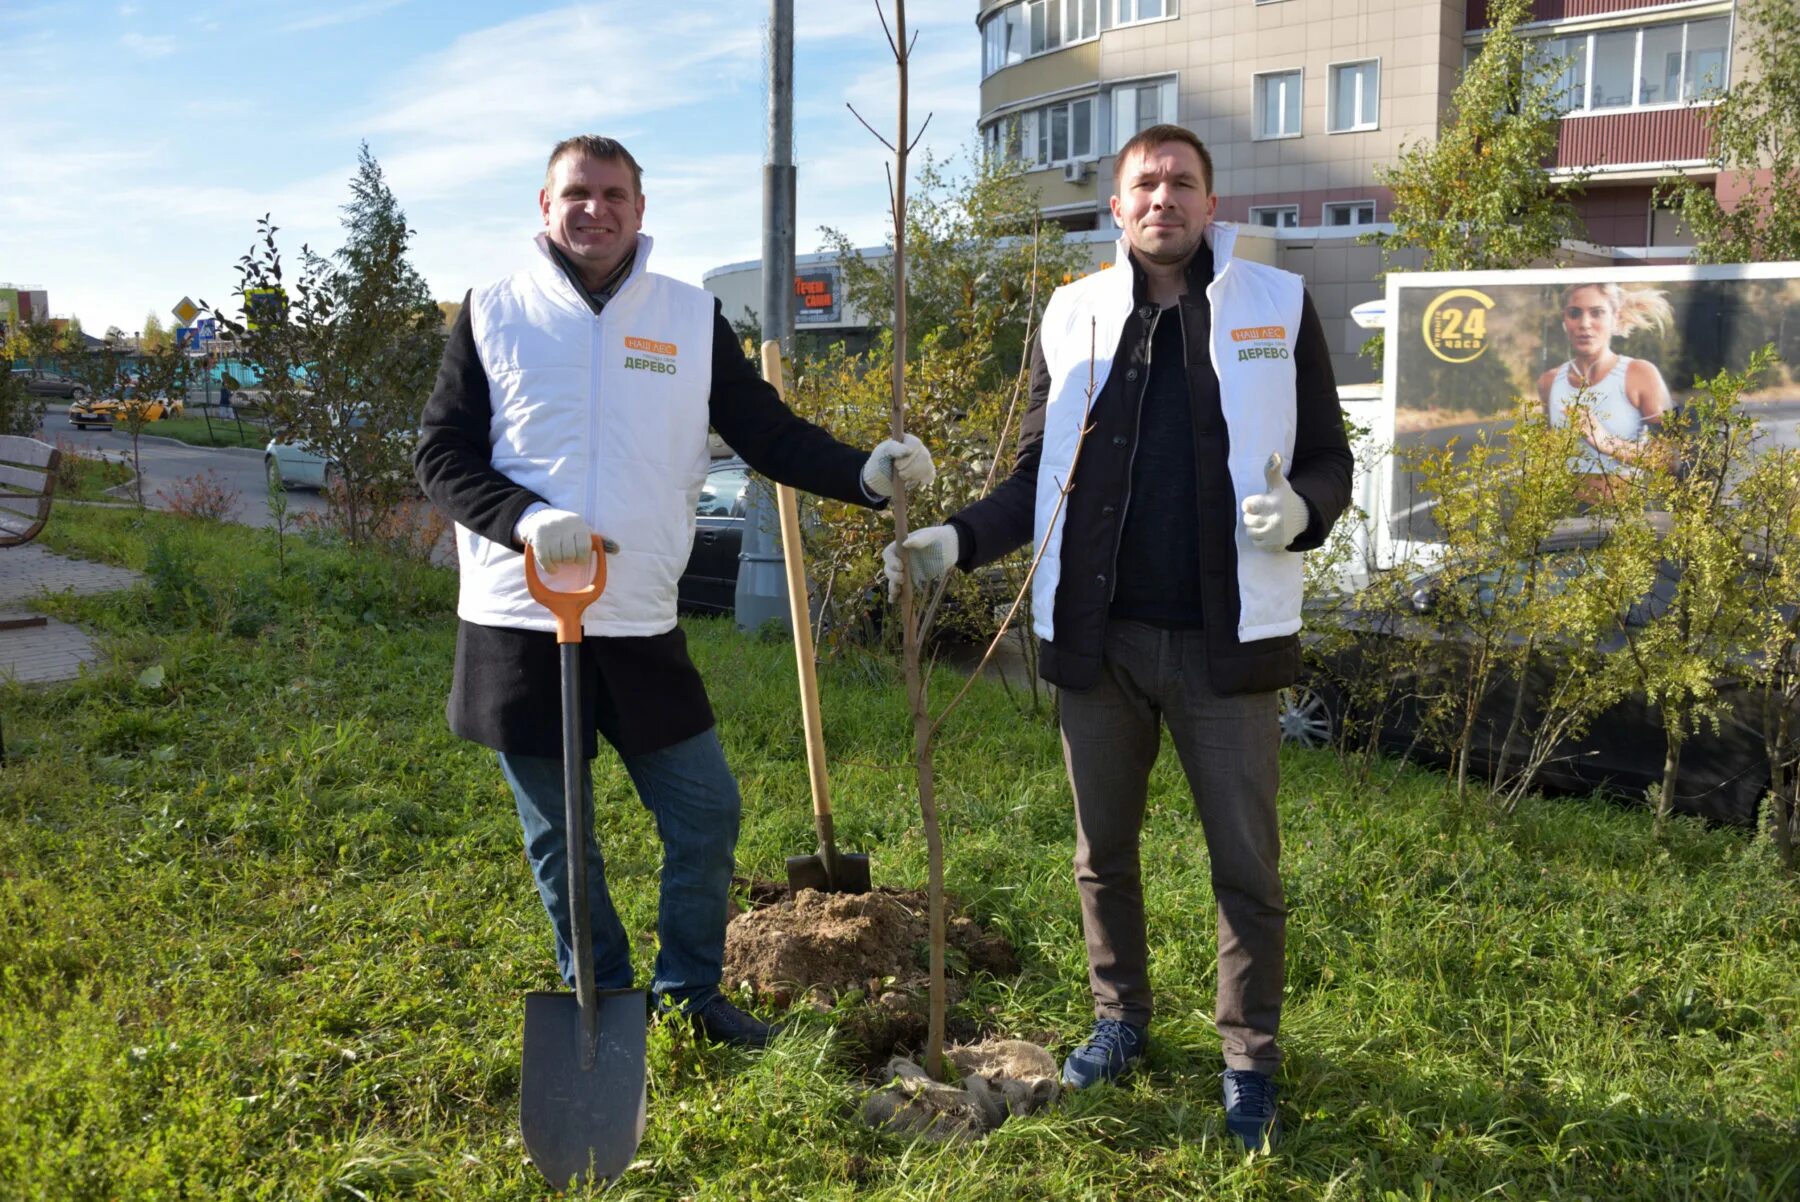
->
[[277, 0, 413, 34], [10, 0, 983, 333]]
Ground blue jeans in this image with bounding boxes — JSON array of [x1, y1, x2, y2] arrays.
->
[[498, 728, 741, 1005]]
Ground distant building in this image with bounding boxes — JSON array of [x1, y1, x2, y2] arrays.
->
[[0, 285, 51, 340]]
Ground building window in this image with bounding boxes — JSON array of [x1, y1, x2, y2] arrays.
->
[[983, 0, 1106, 77], [982, 5, 1027, 78], [1328, 59, 1379, 132], [1110, 77, 1178, 151], [987, 95, 1099, 168], [1323, 201, 1377, 226], [1254, 69, 1303, 139], [1065, 0, 1099, 44], [1514, 17, 1731, 116], [1114, 0, 1168, 23], [1249, 205, 1300, 229], [1527, 35, 1588, 114]]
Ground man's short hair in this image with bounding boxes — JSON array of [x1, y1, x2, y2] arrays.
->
[[1113, 124, 1214, 195], [544, 135, 644, 196]]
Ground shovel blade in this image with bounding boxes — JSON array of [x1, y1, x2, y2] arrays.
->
[[785, 851, 872, 895], [521, 988, 648, 1190]]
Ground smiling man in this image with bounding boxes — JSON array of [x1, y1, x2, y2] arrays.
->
[[414, 135, 933, 1048], [882, 125, 1350, 1149]]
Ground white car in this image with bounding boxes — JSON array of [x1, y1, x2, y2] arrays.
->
[[263, 405, 415, 492], [263, 433, 336, 491]]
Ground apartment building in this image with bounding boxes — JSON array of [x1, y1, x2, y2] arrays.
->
[[978, 0, 1745, 246], [706, 3, 1755, 386]]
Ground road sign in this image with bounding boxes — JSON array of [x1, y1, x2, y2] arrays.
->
[[245, 287, 286, 330], [172, 296, 200, 325], [192, 317, 216, 349]]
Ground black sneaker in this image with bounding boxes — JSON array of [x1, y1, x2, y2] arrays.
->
[[659, 993, 776, 1049], [1221, 1069, 1280, 1152]]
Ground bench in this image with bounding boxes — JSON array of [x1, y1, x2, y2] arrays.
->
[[0, 434, 60, 632]]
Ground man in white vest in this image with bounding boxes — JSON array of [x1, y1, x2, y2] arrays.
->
[[884, 125, 1350, 1148], [415, 136, 934, 1048]]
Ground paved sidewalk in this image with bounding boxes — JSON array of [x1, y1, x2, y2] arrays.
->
[[1, 544, 143, 685]]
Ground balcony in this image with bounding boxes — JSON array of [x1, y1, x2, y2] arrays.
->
[[1467, 0, 1681, 29], [1553, 106, 1713, 172]]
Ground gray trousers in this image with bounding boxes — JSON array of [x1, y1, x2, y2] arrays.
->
[[1059, 620, 1286, 1075]]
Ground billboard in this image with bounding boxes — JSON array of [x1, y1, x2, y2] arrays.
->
[[794, 268, 840, 324], [1379, 263, 1800, 550]]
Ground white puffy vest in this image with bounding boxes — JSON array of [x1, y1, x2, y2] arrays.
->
[[455, 232, 716, 637], [1033, 223, 1307, 643]]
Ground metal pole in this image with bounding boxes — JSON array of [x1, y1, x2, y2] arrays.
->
[[736, 0, 798, 633], [762, 0, 796, 357]]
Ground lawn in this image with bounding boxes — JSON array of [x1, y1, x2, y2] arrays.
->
[[140, 412, 269, 450], [2, 506, 1796, 1200]]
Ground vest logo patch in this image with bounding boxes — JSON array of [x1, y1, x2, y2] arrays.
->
[[624, 335, 678, 375], [1232, 326, 1290, 363]]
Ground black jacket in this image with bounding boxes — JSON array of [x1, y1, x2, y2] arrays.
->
[[949, 249, 1352, 696], [414, 296, 880, 758]]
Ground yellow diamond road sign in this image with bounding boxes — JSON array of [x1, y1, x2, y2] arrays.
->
[[171, 296, 200, 325]]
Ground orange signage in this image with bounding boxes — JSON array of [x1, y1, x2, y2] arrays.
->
[[624, 336, 677, 356], [1231, 325, 1287, 342]]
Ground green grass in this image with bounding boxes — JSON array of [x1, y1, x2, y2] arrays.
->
[[140, 413, 269, 449], [51, 455, 134, 503], [3, 506, 1797, 1200]]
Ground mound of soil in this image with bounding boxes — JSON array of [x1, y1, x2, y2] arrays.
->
[[723, 883, 1019, 1062]]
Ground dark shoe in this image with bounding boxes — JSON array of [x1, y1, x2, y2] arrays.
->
[[1221, 1069, 1280, 1152], [1060, 1018, 1149, 1089], [660, 993, 775, 1049]]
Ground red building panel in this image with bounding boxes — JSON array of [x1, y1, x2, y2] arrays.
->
[[1575, 184, 1655, 245], [1468, 0, 1683, 29], [1554, 108, 1713, 169]]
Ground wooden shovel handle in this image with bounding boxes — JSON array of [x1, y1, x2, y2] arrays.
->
[[524, 534, 609, 644], [761, 342, 834, 827]]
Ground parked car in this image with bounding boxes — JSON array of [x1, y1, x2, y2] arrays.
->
[[678, 457, 751, 614], [68, 391, 183, 428], [11, 368, 87, 399], [263, 404, 416, 493], [1285, 527, 1795, 826]]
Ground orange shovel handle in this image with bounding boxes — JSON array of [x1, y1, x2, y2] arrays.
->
[[524, 534, 610, 644]]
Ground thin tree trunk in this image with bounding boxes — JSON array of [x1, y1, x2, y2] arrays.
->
[[1657, 719, 1684, 832]]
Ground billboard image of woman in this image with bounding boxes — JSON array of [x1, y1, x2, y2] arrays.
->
[[1537, 283, 1674, 504], [1382, 264, 1800, 548]]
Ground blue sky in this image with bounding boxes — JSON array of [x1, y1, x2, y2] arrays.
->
[[1, 0, 979, 336]]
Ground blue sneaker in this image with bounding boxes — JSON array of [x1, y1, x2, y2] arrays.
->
[[1060, 1018, 1149, 1089], [1221, 1069, 1280, 1152]]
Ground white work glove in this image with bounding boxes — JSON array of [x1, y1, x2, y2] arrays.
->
[[515, 507, 619, 570], [1240, 452, 1310, 552], [881, 524, 961, 602], [861, 434, 937, 500]]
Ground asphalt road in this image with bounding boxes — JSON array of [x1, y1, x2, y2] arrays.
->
[[43, 403, 329, 529]]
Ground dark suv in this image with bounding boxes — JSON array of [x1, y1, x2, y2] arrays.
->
[[678, 457, 751, 614], [9, 368, 87, 399]]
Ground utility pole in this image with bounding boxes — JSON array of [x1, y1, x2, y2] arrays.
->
[[735, 0, 797, 633]]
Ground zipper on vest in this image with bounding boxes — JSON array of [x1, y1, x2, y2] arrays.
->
[[1107, 306, 1160, 606], [589, 311, 603, 550]]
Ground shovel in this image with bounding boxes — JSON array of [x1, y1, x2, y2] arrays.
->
[[520, 535, 648, 1190], [760, 341, 872, 895]]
